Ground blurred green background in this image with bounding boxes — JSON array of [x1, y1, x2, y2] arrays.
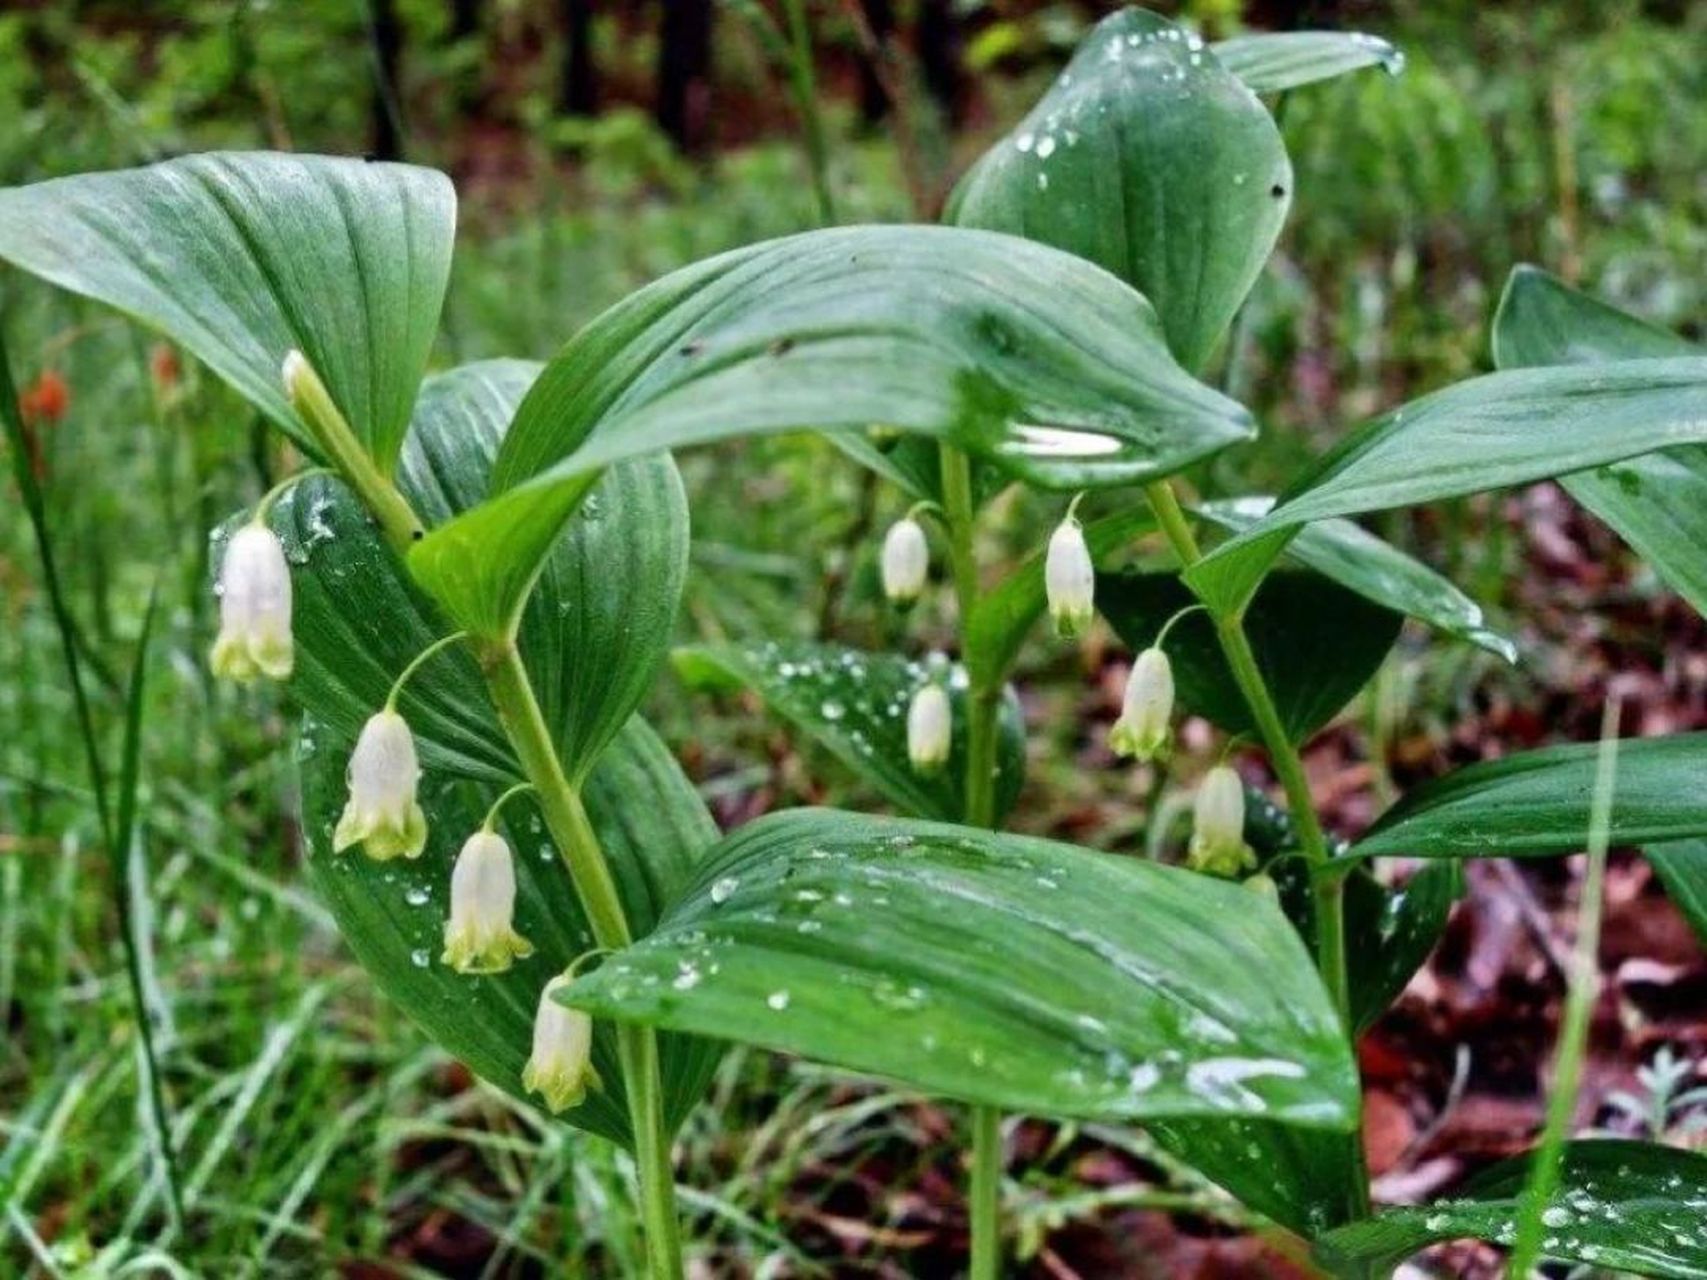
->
[[2, 1, 1703, 1274]]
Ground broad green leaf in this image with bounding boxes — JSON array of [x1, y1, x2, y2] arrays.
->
[[1212, 31, 1404, 94], [947, 8, 1291, 373], [1184, 357, 1707, 615], [1315, 1140, 1707, 1277], [1343, 861, 1461, 1032], [566, 809, 1360, 1130], [671, 643, 1025, 824], [1492, 266, 1707, 618], [1647, 840, 1707, 947], [1197, 497, 1515, 661], [409, 225, 1253, 636], [263, 359, 686, 783], [1250, 788, 1461, 1033], [1146, 1121, 1358, 1237], [1353, 733, 1707, 859], [0, 152, 454, 469], [1097, 568, 1400, 743], [965, 507, 1156, 683], [299, 715, 722, 1148]]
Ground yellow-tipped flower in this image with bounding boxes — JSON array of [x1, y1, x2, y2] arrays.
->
[[333, 709, 427, 860], [907, 683, 952, 774], [1188, 765, 1256, 878], [880, 517, 929, 606], [1109, 647, 1174, 762], [442, 830, 533, 974], [1045, 515, 1095, 638], [523, 972, 602, 1113], [209, 522, 293, 682]]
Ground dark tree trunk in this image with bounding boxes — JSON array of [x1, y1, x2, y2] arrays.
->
[[857, 0, 895, 125], [916, 0, 966, 127], [369, 0, 406, 160], [655, 0, 713, 154], [559, 0, 598, 117], [448, 0, 481, 40]]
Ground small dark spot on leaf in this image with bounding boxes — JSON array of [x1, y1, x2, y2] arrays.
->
[[1269, 183, 1286, 199], [679, 341, 704, 357], [768, 338, 796, 357], [411, 528, 424, 541]]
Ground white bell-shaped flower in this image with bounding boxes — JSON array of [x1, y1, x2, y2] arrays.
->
[[522, 972, 602, 1113], [209, 523, 293, 682], [333, 709, 427, 860], [442, 830, 533, 973], [907, 683, 952, 774], [1109, 647, 1174, 762], [1045, 516, 1095, 638], [1188, 765, 1256, 878], [881, 517, 929, 606]]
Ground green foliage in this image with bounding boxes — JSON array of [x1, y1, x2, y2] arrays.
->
[[0, 154, 455, 468], [1315, 1140, 1707, 1277], [567, 808, 1360, 1128], [949, 8, 1290, 373], [673, 643, 1026, 825]]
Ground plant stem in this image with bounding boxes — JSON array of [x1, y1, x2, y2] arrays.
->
[[1143, 478, 1370, 1219], [938, 442, 1004, 1277], [482, 642, 684, 1278], [1, 327, 186, 1223], [779, 0, 836, 224], [1508, 696, 1620, 1276], [306, 390, 684, 1275]]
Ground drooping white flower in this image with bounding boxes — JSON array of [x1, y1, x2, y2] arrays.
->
[[881, 517, 929, 606], [907, 683, 952, 773], [209, 522, 293, 682], [1109, 647, 1174, 762], [1188, 765, 1256, 878], [442, 830, 533, 974], [522, 972, 602, 1113], [1045, 516, 1095, 638], [333, 709, 427, 860]]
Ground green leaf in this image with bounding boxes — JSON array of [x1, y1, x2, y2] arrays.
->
[[566, 809, 1360, 1130], [299, 715, 721, 1148], [0, 152, 454, 469], [1315, 1140, 1707, 1277], [1647, 840, 1707, 948], [1183, 356, 1707, 615], [1147, 1122, 1358, 1237], [1352, 734, 1707, 859], [965, 507, 1156, 683], [1197, 497, 1515, 661], [1097, 568, 1400, 743], [1249, 787, 1461, 1034], [267, 359, 686, 784], [947, 8, 1291, 373], [1212, 31, 1404, 94], [1492, 266, 1707, 618], [671, 643, 1025, 824], [409, 225, 1253, 636]]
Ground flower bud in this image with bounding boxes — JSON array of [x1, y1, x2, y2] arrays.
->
[[522, 972, 602, 1113], [881, 517, 929, 606], [209, 523, 294, 682], [442, 830, 534, 974], [1188, 765, 1256, 878], [1045, 516, 1095, 638], [333, 709, 427, 860], [907, 683, 952, 773], [1109, 647, 1174, 762]]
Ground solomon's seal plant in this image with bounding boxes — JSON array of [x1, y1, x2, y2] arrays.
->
[[3, 10, 1705, 1276]]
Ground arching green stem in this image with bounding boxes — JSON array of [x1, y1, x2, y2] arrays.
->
[[1143, 478, 1370, 1221]]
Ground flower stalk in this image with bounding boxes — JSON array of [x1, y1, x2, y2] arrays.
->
[[1142, 477, 1370, 1220]]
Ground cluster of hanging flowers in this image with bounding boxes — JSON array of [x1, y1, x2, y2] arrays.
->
[[203, 351, 601, 1116]]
